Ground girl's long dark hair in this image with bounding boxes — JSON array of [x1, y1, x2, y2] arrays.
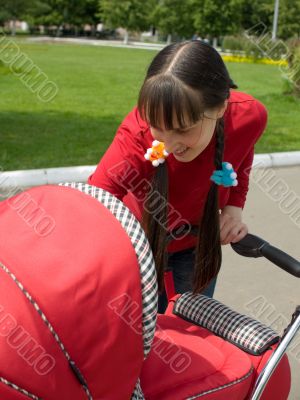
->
[[138, 40, 238, 294]]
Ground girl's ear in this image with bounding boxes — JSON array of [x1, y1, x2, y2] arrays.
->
[[216, 99, 229, 119]]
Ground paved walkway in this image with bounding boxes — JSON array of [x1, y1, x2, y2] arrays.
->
[[26, 36, 167, 51], [215, 166, 300, 400]]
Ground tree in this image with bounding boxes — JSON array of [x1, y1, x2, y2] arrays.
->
[[0, 0, 32, 34], [236, 0, 300, 40], [0, 10, 11, 28], [192, 0, 242, 45], [58, 0, 98, 33], [151, 0, 195, 43], [277, 0, 300, 40], [237, 0, 274, 34], [25, 0, 99, 36], [99, 0, 155, 43]]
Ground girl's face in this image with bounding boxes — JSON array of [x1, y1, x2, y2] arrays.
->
[[150, 101, 228, 163]]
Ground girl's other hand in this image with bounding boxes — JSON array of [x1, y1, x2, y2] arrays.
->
[[219, 206, 248, 245]]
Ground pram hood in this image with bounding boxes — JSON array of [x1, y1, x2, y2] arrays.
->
[[0, 183, 157, 400]]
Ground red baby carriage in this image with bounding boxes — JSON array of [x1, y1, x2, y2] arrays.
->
[[0, 183, 298, 399]]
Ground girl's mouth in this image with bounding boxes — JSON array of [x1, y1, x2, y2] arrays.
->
[[174, 147, 189, 157]]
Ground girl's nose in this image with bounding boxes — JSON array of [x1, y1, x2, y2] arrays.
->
[[163, 133, 178, 153]]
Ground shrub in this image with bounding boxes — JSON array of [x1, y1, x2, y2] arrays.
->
[[222, 35, 247, 53], [283, 40, 300, 97], [222, 34, 289, 61]]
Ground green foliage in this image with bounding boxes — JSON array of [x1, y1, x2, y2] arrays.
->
[[283, 39, 300, 96], [0, 0, 32, 20], [222, 36, 248, 52], [0, 10, 11, 27], [236, 0, 274, 32], [277, 0, 300, 40], [191, 0, 242, 38], [151, 0, 195, 38], [0, 0, 300, 41], [223, 34, 289, 61], [21, 0, 99, 30], [244, 38, 288, 61], [99, 0, 155, 32], [0, 0, 33, 34]]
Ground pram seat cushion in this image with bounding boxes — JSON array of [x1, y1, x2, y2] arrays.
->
[[140, 312, 254, 399], [173, 292, 279, 355]]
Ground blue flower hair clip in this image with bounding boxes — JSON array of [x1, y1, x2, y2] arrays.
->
[[210, 162, 238, 187]]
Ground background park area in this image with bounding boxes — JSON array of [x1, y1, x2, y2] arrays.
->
[[0, 40, 300, 172], [0, 0, 300, 172]]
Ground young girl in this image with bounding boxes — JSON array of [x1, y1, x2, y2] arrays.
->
[[88, 40, 268, 313]]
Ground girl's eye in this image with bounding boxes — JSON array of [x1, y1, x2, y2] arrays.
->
[[175, 128, 189, 134], [151, 128, 164, 140], [152, 127, 161, 133]]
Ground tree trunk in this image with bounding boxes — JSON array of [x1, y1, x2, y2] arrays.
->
[[213, 37, 218, 48], [56, 25, 61, 37], [123, 30, 129, 44], [167, 34, 172, 45], [12, 19, 16, 36]]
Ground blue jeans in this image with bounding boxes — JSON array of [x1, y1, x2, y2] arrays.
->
[[158, 247, 217, 314]]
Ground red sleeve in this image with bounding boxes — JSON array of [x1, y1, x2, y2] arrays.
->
[[87, 123, 150, 201], [226, 99, 268, 209]]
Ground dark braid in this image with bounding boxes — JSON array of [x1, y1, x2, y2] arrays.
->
[[193, 117, 225, 293], [142, 163, 168, 293]]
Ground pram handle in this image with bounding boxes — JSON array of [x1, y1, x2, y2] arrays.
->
[[231, 233, 300, 278]]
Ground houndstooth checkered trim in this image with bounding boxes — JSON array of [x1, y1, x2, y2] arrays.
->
[[131, 379, 145, 400], [173, 292, 279, 355], [59, 183, 158, 358], [0, 260, 92, 400], [0, 377, 41, 400]]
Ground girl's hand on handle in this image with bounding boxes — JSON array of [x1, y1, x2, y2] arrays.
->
[[219, 206, 248, 245]]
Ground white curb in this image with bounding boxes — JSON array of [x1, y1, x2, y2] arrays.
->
[[0, 165, 95, 188], [253, 151, 300, 168], [0, 152, 300, 189]]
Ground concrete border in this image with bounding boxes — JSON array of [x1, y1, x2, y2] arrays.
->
[[27, 36, 165, 51], [0, 151, 300, 188]]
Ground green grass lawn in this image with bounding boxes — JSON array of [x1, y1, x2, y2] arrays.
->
[[0, 41, 299, 171]]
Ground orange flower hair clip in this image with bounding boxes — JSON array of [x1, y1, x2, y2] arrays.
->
[[144, 140, 169, 167]]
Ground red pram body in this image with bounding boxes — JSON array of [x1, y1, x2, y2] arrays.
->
[[0, 184, 291, 399]]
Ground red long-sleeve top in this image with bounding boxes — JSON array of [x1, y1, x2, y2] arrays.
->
[[88, 90, 268, 253]]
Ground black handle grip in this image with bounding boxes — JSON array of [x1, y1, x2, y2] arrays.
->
[[261, 244, 300, 278], [230, 233, 267, 258], [231, 233, 300, 278]]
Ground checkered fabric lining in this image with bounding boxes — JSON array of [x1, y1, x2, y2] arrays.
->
[[131, 379, 145, 400], [60, 183, 157, 358], [173, 292, 279, 355]]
